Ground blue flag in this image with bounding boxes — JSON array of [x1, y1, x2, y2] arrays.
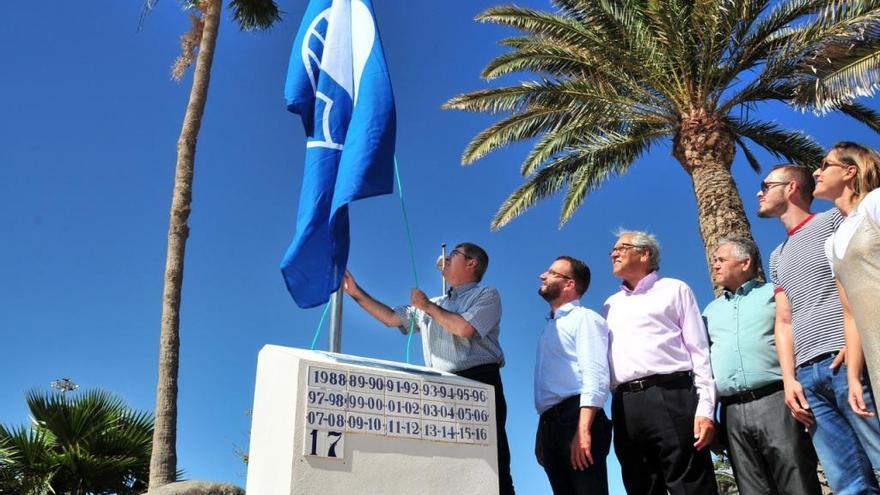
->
[[282, 0, 396, 308]]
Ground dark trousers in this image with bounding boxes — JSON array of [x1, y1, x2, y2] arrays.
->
[[612, 377, 718, 495], [539, 396, 612, 495], [721, 389, 821, 495], [457, 363, 515, 495]]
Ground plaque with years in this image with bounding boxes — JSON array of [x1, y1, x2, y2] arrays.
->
[[304, 365, 493, 459]]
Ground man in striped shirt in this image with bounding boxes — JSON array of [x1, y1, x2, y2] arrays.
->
[[342, 242, 514, 494], [759, 164, 880, 494]]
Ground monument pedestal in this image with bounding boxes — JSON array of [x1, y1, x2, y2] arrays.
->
[[245, 345, 500, 495]]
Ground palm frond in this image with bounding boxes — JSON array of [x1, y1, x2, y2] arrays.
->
[[762, 1, 880, 109], [796, 43, 880, 110], [728, 118, 825, 167], [460, 107, 570, 164], [741, 0, 835, 51], [477, 5, 599, 45], [227, 0, 282, 31], [490, 154, 586, 230], [838, 101, 880, 132], [483, 38, 601, 81], [478, 4, 666, 87], [735, 136, 763, 172], [558, 127, 662, 225], [716, 0, 835, 90], [494, 123, 665, 228], [444, 83, 547, 114]]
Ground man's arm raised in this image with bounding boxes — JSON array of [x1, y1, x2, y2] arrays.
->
[[410, 289, 476, 338], [342, 271, 403, 328]]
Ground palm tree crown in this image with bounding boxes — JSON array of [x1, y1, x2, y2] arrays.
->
[[446, 0, 880, 277], [0, 389, 154, 495]]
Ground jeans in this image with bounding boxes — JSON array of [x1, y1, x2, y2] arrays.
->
[[797, 354, 880, 495]]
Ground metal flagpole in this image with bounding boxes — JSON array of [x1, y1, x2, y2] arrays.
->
[[328, 290, 343, 353], [440, 243, 447, 295]]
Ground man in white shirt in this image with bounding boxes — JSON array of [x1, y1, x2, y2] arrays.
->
[[604, 230, 717, 495], [534, 255, 612, 495]]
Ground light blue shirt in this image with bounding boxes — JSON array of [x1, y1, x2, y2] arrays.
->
[[702, 280, 782, 397], [534, 300, 610, 414], [394, 282, 504, 374]]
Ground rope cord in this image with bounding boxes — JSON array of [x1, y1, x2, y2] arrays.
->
[[307, 157, 421, 363], [309, 301, 332, 351], [394, 156, 420, 364]]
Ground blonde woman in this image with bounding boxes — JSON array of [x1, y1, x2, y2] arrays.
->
[[814, 141, 880, 417]]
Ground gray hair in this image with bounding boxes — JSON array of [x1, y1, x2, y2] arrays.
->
[[615, 228, 661, 271], [717, 236, 759, 277]]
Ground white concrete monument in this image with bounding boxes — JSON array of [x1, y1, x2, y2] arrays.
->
[[246, 345, 500, 495]]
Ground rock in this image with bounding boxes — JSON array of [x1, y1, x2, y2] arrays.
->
[[144, 480, 245, 495]]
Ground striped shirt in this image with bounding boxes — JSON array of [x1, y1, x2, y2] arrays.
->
[[393, 282, 505, 373], [769, 208, 845, 366]]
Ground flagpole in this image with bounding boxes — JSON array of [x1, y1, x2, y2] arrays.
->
[[440, 243, 447, 295], [328, 290, 343, 353]]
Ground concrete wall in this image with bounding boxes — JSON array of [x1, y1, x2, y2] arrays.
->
[[246, 346, 499, 495]]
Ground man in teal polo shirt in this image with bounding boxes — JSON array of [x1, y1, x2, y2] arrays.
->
[[703, 237, 820, 495]]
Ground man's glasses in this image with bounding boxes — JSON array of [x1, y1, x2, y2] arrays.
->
[[546, 269, 573, 280], [446, 249, 473, 261], [759, 181, 790, 193], [609, 243, 642, 256]]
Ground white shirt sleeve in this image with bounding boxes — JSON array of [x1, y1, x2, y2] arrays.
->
[[862, 188, 880, 224], [825, 235, 836, 277]]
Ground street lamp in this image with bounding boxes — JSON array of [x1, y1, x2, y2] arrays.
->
[[51, 378, 79, 394]]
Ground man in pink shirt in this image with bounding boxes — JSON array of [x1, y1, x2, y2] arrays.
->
[[604, 230, 718, 495]]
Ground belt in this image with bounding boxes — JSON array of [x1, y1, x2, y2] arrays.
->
[[797, 351, 838, 369], [616, 371, 692, 393], [540, 396, 579, 420], [720, 381, 784, 405]]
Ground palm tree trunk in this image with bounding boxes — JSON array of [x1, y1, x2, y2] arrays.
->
[[149, 0, 221, 488], [672, 109, 759, 293]]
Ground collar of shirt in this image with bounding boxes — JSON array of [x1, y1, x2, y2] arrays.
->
[[722, 278, 760, 300], [547, 299, 581, 320], [620, 270, 659, 295], [447, 281, 478, 299], [787, 212, 816, 236]]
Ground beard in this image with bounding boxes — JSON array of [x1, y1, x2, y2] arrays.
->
[[756, 207, 773, 218], [756, 200, 781, 218], [538, 282, 561, 302]]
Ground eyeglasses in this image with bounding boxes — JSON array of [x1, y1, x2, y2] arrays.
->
[[819, 159, 853, 172], [446, 249, 473, 261], [545, 269, 573, 280], [759, 181, 791, 193], [609, 243, 642, 256]]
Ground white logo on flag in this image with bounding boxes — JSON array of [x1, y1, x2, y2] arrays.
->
[[302, 0, 376, 151]]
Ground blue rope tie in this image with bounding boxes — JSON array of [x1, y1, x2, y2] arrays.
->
[[394, 156, 420, 364], [307, 156, 421, 364], [309, 301, 332, 351]]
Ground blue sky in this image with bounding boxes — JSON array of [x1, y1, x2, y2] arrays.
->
[[2, 1, 879, 493]]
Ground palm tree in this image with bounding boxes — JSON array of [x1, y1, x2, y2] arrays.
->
[[445, 0, 880, 278], [0, 389, 153, 495], [713, 453, 739, 494], [140, 0, 281, 488]]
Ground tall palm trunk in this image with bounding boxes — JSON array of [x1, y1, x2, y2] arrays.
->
[[672, 109, 758, 291], [149, 0, 221, 488]]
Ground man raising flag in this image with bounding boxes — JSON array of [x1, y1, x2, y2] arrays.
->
[[282, 0, 396, 308]]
